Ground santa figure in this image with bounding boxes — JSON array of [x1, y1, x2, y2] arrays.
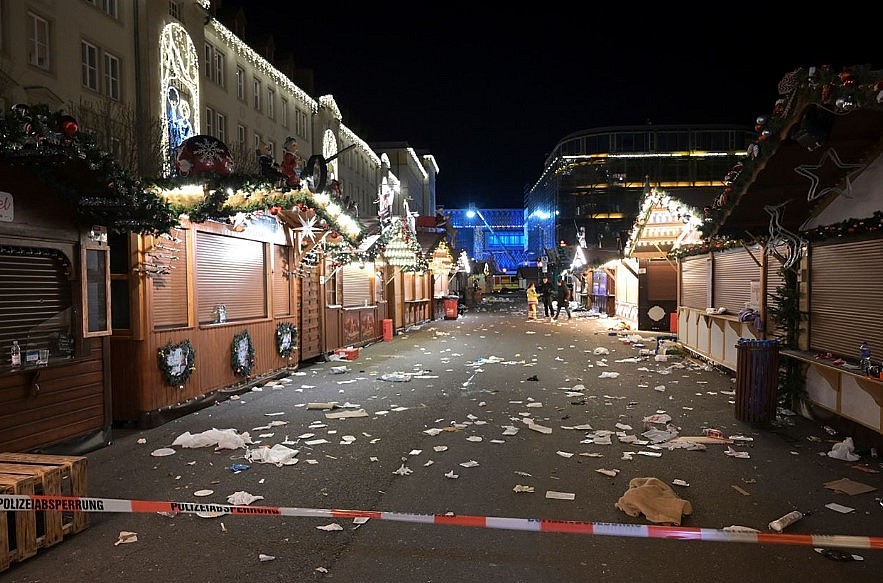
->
[[281, 136, 304, 188]]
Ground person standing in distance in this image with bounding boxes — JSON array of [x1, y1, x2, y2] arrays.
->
[[538, 275, 555, 319], [554, 275, 572, 320]]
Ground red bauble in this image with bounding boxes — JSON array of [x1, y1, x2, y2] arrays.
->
[[175, 135, 234, 177], [59, 115, 79, 137]]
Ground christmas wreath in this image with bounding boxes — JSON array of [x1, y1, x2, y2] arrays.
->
[[276, 322, 298, 357], [157, 339, 196, 387], [231, 330, 256, 377]]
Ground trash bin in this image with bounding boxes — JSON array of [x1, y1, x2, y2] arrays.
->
[[444, 296, 459, 319], [383, 318, 393, 342], [735, 338, 779, 424]]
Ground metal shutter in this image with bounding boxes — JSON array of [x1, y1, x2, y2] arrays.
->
[[342, 264, 371, 307], [809, 239, 883, 357], [152, 229, 189, 329], [272, 244, 291, 316], [196, 232, 266, 324], [679, 255, 709, 308], [0, 248, 73, 354], [712, 247, 757, 313]]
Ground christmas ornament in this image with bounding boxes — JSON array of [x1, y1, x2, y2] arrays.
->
[[59, 115, 79, 137], [175, 135, 234, 177]]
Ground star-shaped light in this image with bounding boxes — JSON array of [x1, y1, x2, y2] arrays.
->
[[794, 148, 865, 202], [297, 212, 321, 242]]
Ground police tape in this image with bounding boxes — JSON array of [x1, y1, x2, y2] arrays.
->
[[2, 494, 882, 551]]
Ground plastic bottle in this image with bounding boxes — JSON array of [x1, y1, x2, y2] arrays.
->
[[10, 340, 21, 367], [860, 341, 871, 373], [768, 510, 803, 532]]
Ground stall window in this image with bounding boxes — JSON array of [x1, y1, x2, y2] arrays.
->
[[196, 231, 266, 324], [0, 245, 75, 365]]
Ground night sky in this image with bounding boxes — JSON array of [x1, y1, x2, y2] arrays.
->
[[218, 1, 876, 209]]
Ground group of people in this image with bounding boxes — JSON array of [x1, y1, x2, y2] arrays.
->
[[526, 275, 572, 321]]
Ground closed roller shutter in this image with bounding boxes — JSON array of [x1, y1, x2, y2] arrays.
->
[[152, 229, 189, 329], [342, 263, 371, 307], [679, 255, 709, 308], [0, 247, 73, 352], [712, 247, 757, 313], [272, 244, 291, 316], [810, 239, 883, 357], [196, 232, 266, 324]]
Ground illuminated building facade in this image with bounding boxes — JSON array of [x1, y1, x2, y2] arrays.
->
[[525, 124, 755, 267]]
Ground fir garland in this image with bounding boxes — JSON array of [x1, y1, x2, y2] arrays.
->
[[231, 330, 256, 377], [276, 322, 297, 357], [157, 339, 196, 387], [0, 104, 177, 235]]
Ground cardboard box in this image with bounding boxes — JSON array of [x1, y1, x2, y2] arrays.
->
[[335, 347, 360, 361]]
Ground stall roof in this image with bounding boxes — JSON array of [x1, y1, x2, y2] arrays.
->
[[703, 65, 883, 241]]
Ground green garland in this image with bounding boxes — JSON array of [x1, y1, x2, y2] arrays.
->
[[157, 339, 196, 387], [231, 330, 256, 377], [276, 322, 298, 357]]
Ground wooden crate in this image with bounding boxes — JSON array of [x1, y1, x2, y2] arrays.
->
[[0, 463, 64, 549], [0, 473, 40, 573], [0, 454, 88, 534]]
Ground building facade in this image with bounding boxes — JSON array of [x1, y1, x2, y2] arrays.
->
[[525, 124, 755, 269]]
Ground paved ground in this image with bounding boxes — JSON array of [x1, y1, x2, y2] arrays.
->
[[3, 293, 882, 582]]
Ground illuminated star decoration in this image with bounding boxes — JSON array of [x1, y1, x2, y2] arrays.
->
[[297, 213, 323, 249], [794, 148, 865, 202]]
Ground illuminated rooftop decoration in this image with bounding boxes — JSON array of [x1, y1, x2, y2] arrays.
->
[[379, 217, 427, 272], [625, 188, 702, 257], [210, 20, 316, 111], [160, 22, 200, 176], [340, 124, 381, 165]]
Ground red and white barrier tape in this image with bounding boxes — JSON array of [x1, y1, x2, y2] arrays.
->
[[2, 494, 881, 551]]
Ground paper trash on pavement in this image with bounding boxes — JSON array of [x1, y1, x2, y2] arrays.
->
[[258, 553, 276, 562], [513, 484, 535, 493], [114, 531, 138, 545], [316, 523, 344, 531], [545, 491, 576, 500], [172, 428, 253, 450], [227, 491, 265, 505], [246, 444, 299, 466], [325, 409, 369, 419]]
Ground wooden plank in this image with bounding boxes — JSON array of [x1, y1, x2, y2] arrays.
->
[[0, 454, 88, 534], [0, 473, 40, 570]]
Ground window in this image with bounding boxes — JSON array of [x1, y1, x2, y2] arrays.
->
[[216, 112, 226, 144], [103, 52, 120, 100], [168, 1, 180, 19], [205, 106, 214, 137], [196, 232, 267, 324], [266, 87, 275, 119], [295, 107, 307, 137], [281, 98, 288, 128], [81, 41, 99, 90], [236, 66, 245, 100], [268, 141, 275, 158], [101, 0, 118, 18], [214, 49, 225, 87], [204, 43, 214, 81], [253, 133, 261, 152], [252, 77, 261, 111], [28, 12, 50, 70], [83, 243, 112, 337], [237, 124, 246, 154]]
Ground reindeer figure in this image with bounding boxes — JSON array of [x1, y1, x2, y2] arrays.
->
[[764, 201, 805, 270]]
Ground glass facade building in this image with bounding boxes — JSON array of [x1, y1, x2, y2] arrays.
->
[[525, 124, 754, 266]]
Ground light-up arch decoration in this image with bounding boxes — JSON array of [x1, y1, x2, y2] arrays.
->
[[160, 22, 200, 176], [322, 129, 338, 182]]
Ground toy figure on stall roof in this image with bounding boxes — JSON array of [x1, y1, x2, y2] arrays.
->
[[257, 141, 283, 181], [281, 136, 304, 188]]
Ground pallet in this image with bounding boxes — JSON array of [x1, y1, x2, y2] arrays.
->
[[0, 473, 40, 573], [0, 453, 88, 534], [0, 463, 64, 549]]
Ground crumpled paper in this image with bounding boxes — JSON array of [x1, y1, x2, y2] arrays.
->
[[245, 444, 299, 466], [827, 437, 860, 462], [172, 428, 253, 450], [227, 491, 265, 505]]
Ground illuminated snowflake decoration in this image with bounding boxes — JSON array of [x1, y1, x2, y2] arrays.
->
[[192, 137, 225, 165]]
